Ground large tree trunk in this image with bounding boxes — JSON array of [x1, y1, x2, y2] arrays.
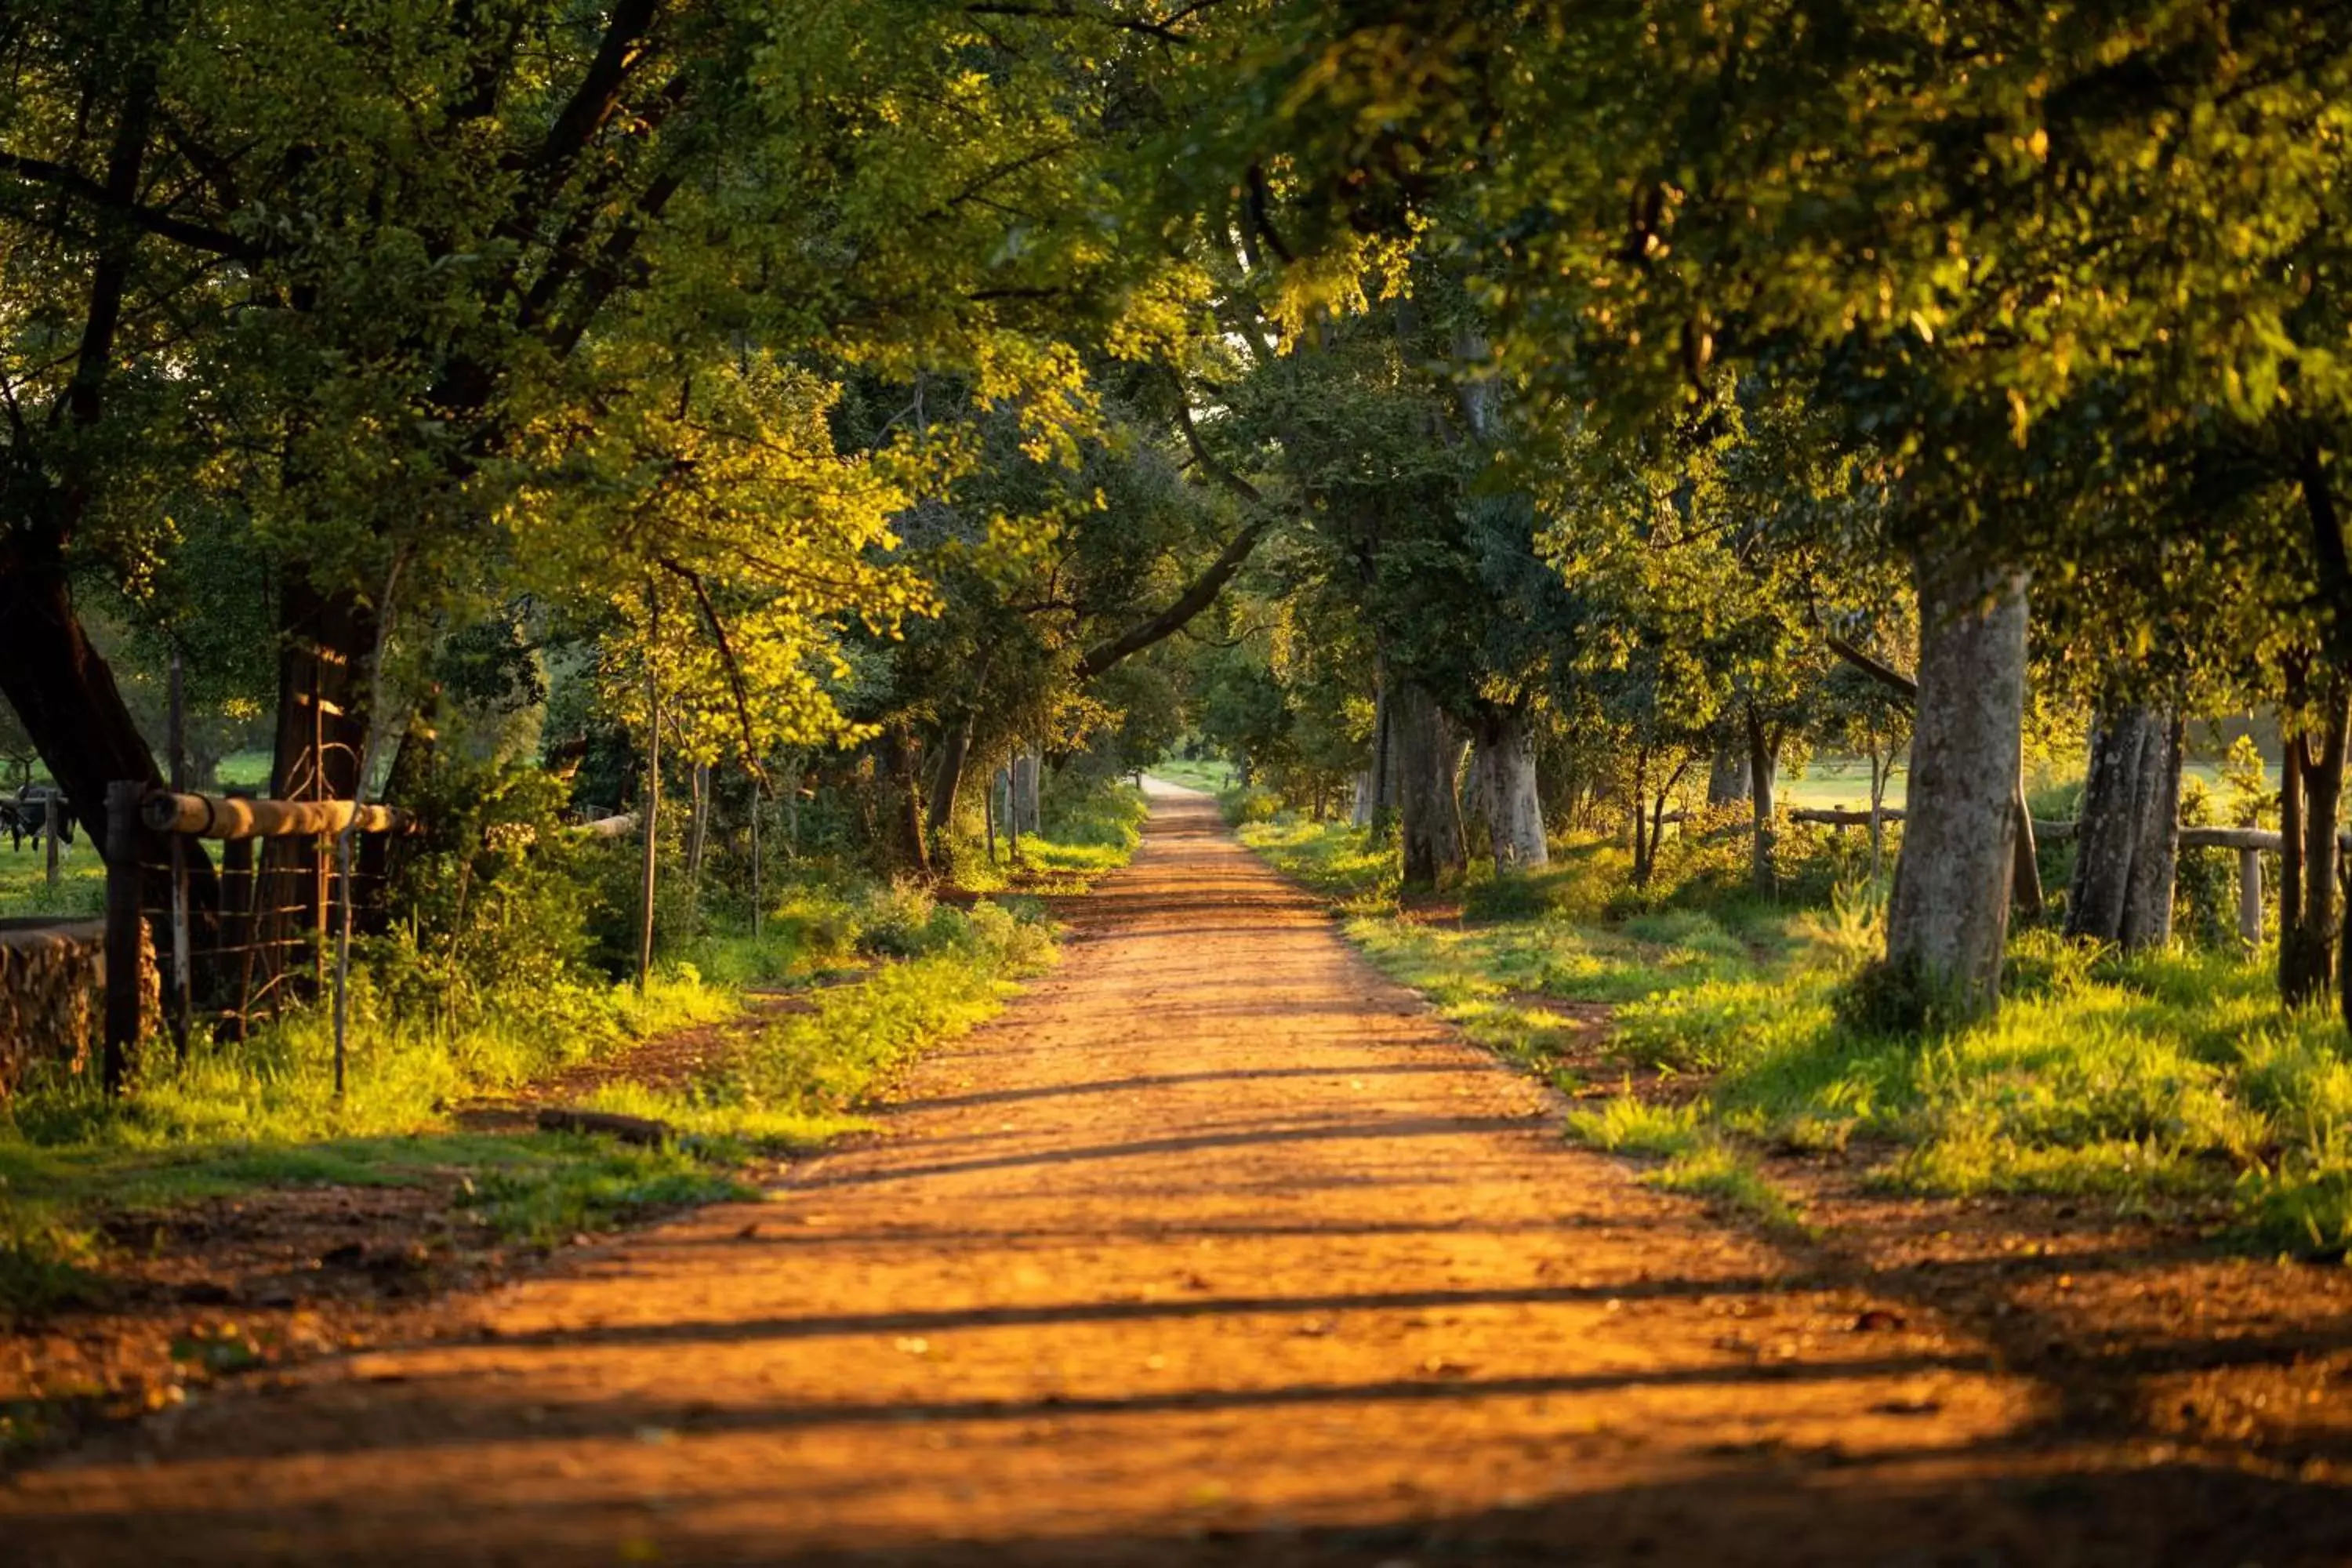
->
[[1883, 551, 2030, 1018], [1744, 702, 1777, 893], [878, 722, 931, 878], [924, 709, 978, 840], [1393, 684, 1465, 889], [2117, 713, 2183, 952], [1469, 706, 1548, 873], [268, 579, 376, 803], [2067, 706, 2154, 942], [259, 579, 377, 994], [0, 533, 169, 846], [1706, 740, 1751, 807], [2285, 691, 2348, 1006]]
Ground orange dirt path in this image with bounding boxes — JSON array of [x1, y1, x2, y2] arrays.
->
[[8, 783, 2347, 1564]]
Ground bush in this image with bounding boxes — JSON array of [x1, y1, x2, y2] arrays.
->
[[1221, 784, 1282, 826]]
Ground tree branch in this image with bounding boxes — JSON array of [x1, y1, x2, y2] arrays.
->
[[0, 149, 253, 260], [64, 11, 167, 431], [963, 3, 1200, 44], [1827, 633, 1918, 706], [515, 0, 666, 184], [1166, 369, 1262, 505], [656, 556, 767, 788], [1076, 516, 1272, 680]]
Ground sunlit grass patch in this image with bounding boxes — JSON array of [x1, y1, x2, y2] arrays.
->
[[1565, 1094, 1703, 1158], [1648, 1144, 1813, 1237], [1240, 817, 1399, 912], [0, 887, 1064, 1303], [1564, 1095, 1807, 1235], [954, 782, 1148, 893], [581, 899, 1057, 1149], [0, 845, 104, 920], [455, 1138, 757, 1243]]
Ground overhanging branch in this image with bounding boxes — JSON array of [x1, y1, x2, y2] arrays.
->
[[1075, 516, 1272, 681], [1827, 634, 1917, 706]]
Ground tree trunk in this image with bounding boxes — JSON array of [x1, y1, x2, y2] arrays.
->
[[2281, 709, 2307, 1000], [2067, 706, 2154, 942], [264, 579, 378, 991], [2010, 772, 2045, 918], [1014, 747, 1043, 838], [1367, 671, 1396, 835], [879, 723, 931, 878], [1629, 745, 1653, 885], [1744, 702, 1777, 894], [1393, 684, 1465, 889], [2285, 691, 2348, 1006], [1867, 746, 1890, 882], [686, 762, 710, 889], [2117, 713, 2183, 952], [1707, 740, 1751, 807], [1882, 551, 2030, 1018], [0, 530, 207, 918], [925, 709, 978, 840], [1470, 707, 1548, 872], [637, 664, 660, 991]]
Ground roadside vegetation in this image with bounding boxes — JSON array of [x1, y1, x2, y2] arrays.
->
[[1229, 775, 2352, 1260], [0, 779, 1137, 1321]]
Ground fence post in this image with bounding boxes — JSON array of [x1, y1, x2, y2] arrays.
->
[[102, 780, 143, 1092], [223, 829, 254, 1042], [44, 798, 59, 893], [2239, 848, 2264, 949], [167, 651, 191, 1058]]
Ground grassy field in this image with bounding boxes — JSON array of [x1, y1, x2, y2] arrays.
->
[[1765, 753, 2266, 815], [1777, 758, 1906, 811], [1145, 757, 1237, 793], [0, 844, 103, 920], [1232, 802, 2352, 1257]]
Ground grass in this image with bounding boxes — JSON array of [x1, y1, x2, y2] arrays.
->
[[1232, 806, 2352, 1258], [577, 900, 1060, 1149], [955, 780, 1149, 892], [1146, 757, 1237, 793], [0, 843, 104, 920]]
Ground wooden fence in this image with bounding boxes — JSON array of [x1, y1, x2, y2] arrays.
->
[[98, 782, 415, 1090], [1789, 806, 2284, 944]]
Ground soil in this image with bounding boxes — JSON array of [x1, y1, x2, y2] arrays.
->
[[7, 782, 2352, 1565]]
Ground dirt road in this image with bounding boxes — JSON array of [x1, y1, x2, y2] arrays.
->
[[8, 783, 2349, 1564]]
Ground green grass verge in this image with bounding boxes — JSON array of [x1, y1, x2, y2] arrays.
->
[[0, 894, 1074, 1316], [1234, 813, 2352, 1259]]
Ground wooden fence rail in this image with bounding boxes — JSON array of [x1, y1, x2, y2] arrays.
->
[[100, 782, 416, 1091], [140, 791, 411, 840], [1785, 807, 2299, 945]]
